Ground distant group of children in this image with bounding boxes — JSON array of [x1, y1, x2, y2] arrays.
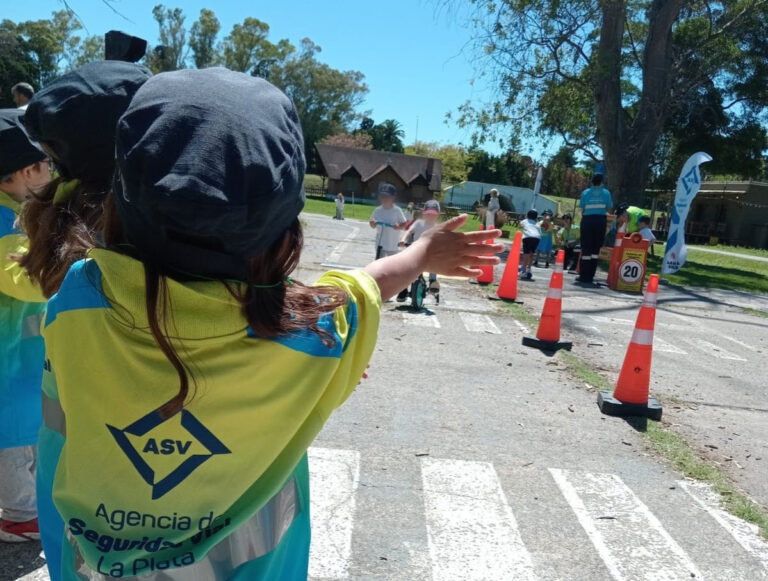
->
[[0, 62, 503, 581], [519, 204, 657, 281]]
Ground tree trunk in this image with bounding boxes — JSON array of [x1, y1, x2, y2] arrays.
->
[[595, 0, 685, 205]]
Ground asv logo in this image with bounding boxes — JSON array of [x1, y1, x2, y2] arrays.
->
[[142, 439, 193, 455], [107, 407, 230, 500]]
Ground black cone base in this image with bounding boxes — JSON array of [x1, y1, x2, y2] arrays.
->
[[522, 336, 572, 352], [597, 390, 662, 421], [488, 293, 521, 303]]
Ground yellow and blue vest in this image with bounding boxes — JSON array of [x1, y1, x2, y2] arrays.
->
[[42, 249, 380, 580], [0, 195, 46, 449]]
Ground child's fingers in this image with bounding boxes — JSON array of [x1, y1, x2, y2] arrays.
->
[[462, 242, 505, 256], [437, 214, 468, 232], [464, 255, 501, 266], [452, 266, 483, 277], [461, 229, 503, 243]]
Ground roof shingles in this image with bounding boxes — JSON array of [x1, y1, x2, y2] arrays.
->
[[316, 144, 442, 191]]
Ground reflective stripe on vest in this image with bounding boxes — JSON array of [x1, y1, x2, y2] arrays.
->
[[631, 329, 654, 345], [68, 473, 300, 580], [43, 393, 66, 436], [584, 204, 606, 210], [22, 313, 44, 339]]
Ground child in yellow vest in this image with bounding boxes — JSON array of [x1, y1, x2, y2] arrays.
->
[[42, 68, 502, 580], [13, 60, 150, 580], [0, 108, 50, 544]]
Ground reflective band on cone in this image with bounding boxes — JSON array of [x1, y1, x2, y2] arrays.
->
[[630, 329, 654, 345], [546, 288, 562, 300]]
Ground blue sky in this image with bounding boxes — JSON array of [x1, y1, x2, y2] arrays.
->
[[6, 0, 533, 154]]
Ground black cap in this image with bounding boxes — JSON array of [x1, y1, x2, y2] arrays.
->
[[23, 61, 151, 187], [0, 108, 46, 177], [113, 67, 306, 281]]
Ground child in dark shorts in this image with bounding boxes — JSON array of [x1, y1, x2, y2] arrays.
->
[[520, 209, 541, 280]]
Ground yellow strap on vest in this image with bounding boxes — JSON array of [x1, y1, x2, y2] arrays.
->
[[53, 179, 80, 205]]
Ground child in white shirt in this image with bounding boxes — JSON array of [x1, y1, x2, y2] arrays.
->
[[369, 183, 406, 260], [638, 215, 657, 256], [520, 209, 542, 280]]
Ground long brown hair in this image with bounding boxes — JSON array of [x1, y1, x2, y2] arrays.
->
[[19, 177, 107, 298], [103, 199, 348, 417]]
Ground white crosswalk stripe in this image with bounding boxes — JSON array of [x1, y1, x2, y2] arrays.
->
[[458, 312, 502, 334], [19, 447, 768, 580], [308, 447, 361, 579], [421, 458, 538, 581], [680, 480, 768, 572], [687, 338, 748, 361], [401, 311, 441, 328], [549, 468, 702, 580]]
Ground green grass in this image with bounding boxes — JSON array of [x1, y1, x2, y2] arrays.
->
[[646, 250, 768, 294], [302, 197, 370, 221], [302, 197, 521, 237], [486, 291, 768, 539], [688, 244, 768, 259], [645, 424, 768, 540], [744, 307, 768, 318]]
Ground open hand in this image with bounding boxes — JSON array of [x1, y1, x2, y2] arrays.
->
[[411, 214, 503, 277]]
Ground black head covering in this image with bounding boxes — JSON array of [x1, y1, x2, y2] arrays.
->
[[0, 108, 46, 177], [113, 67, 306, 281], [23, 61, 151, 186]]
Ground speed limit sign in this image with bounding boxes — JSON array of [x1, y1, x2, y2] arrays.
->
[[620, 259, 644, 283], [616, 251, 647, 292]]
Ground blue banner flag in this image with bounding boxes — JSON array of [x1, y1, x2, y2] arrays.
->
[[662, 152, 713, 274]]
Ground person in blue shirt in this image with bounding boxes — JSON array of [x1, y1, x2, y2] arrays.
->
[[577, 174, 613, 284]]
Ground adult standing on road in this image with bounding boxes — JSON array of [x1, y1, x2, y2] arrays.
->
[[577, 174, 613, 284], [486, 188, 501, 229], [334, 193, 345, 220]]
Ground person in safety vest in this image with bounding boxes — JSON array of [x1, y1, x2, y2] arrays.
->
[[0, 108, 50, 543], [10, 61, 150, 579], [577, 173, 613, 284], [42, 68, 503, 581], [557, 213, 580, 272], [604, 203, 644, 248]]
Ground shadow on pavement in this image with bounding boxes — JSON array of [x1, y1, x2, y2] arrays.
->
[[0, 541, 46, 581]]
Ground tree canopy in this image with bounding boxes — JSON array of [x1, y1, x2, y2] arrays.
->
[[455, 0, 768, 203], [1, 5, 370, 173]]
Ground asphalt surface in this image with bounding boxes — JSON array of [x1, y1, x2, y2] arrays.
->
[[3, 213, 767, 580]]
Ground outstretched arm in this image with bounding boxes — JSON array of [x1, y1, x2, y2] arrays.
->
[[365, 215, 503, 301]]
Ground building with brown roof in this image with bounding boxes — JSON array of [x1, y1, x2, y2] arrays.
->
[[315, 144, 442, 203]]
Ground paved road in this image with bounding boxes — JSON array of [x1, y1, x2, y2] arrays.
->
[[690, 246, 768, 263], [5, 214, 768, 580]]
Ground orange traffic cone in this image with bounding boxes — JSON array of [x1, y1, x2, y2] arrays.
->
[[597, 274, 663, 420], [489, 230, 522, 302], [607, 223, 627, 288], [475, 238, 495, 284], [522, 250, 572, 352]]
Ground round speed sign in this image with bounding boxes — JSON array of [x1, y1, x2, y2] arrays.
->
[[619, 258, 644, 284]]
